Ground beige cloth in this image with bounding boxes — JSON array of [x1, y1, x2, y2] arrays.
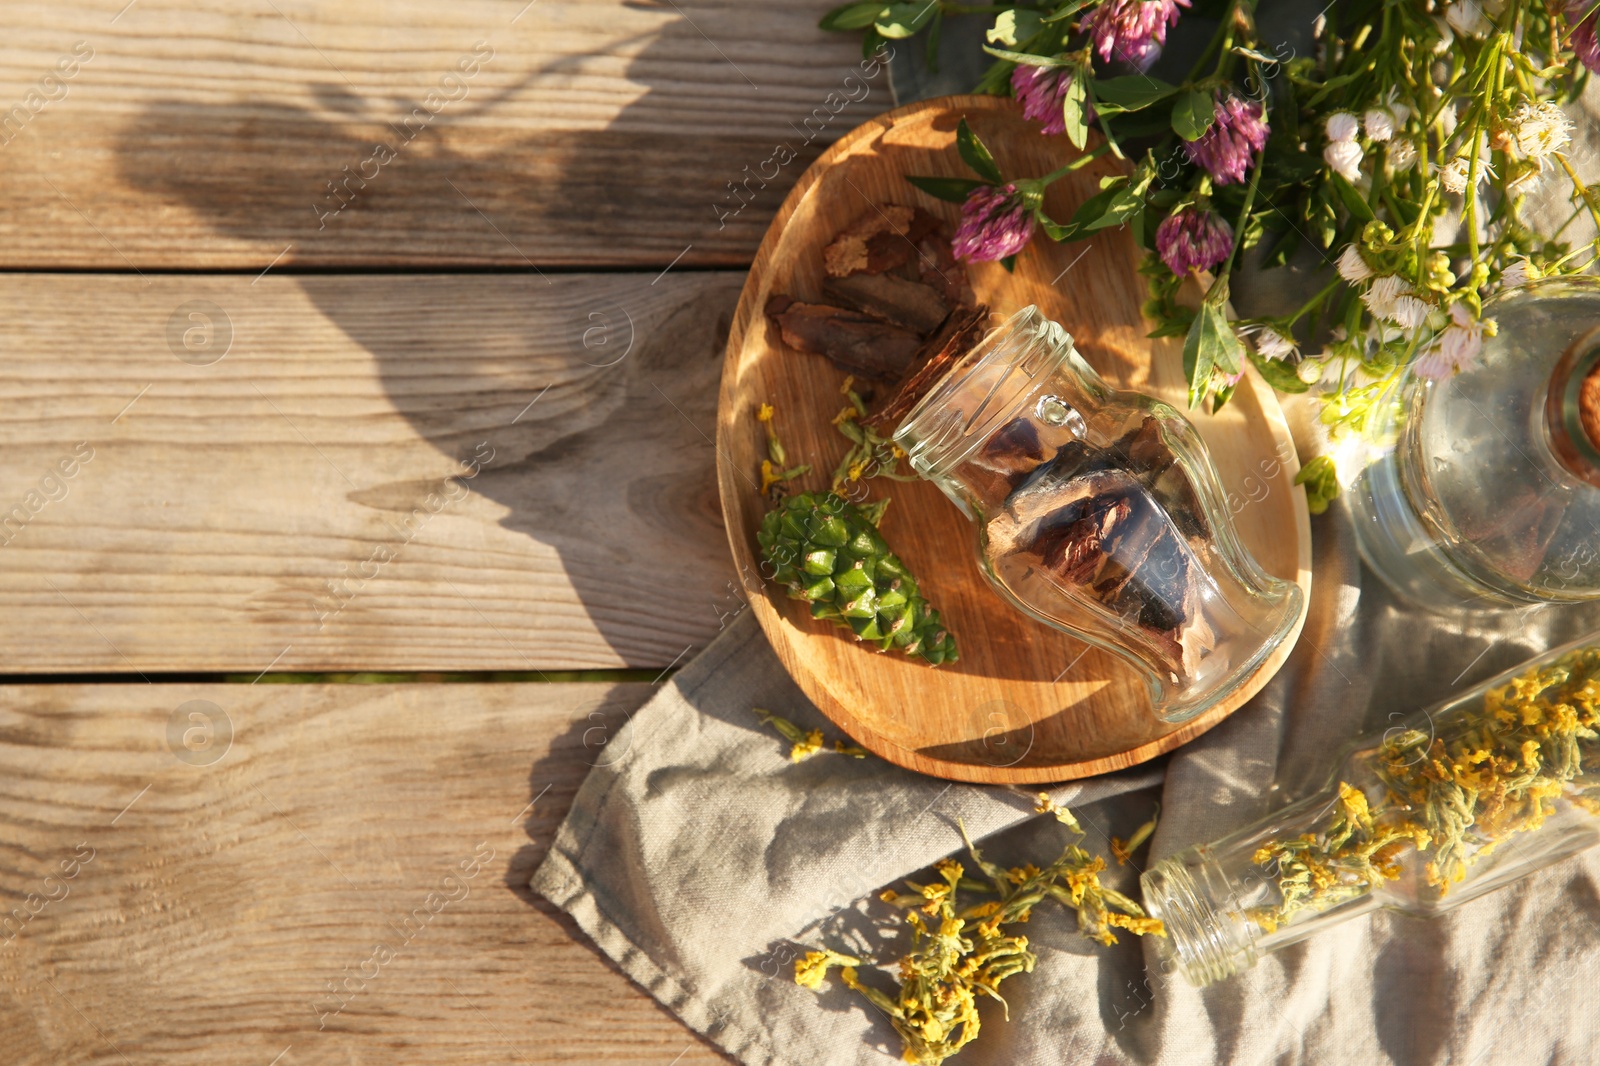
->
[[530, 505, 1600, 1065]]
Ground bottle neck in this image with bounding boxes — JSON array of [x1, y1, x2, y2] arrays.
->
[[1543, 324, 1600, 488]]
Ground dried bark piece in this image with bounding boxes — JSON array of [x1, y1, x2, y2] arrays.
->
[[862, 304, 991, 434], [822, 271, 950, 334], [823, 204, 919, 277], [764, 296, 924, 381], [915, 231, 976, 308], [967, 418, 1052, 497]]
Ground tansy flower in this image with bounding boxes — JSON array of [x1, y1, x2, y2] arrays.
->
[[1155, 206, 1234, 275], [1337, 244, 1373, 282], [952, 184, 1035, 262], [1569, 0, 1600, 74], [1414, 303, 1486, 379], [1011, 64, 1091, 136], [1080, 0, 1191, 70], [1183, 93, 1269, 186]]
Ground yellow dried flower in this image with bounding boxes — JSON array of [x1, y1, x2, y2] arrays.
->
[[757, 402, 775, 423]]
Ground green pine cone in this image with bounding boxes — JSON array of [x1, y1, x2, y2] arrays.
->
[[757, 492, 957, 666]]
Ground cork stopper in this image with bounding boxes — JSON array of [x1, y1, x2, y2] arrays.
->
[[1545, 325, 1600, 487], [1580, 358, 1600, 454]]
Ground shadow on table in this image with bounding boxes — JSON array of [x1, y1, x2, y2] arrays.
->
[[107, 6, 888, 668]]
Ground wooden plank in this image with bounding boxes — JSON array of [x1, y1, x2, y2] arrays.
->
[[0, 273, 742, 673], [0, 680, 729, 1065], [0, 0, 894, 269]]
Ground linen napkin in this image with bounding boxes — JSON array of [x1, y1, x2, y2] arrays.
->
[[530, 499, 1600, 1066]]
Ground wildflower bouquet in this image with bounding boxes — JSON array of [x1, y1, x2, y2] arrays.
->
[[821, 0, 1600, 502]]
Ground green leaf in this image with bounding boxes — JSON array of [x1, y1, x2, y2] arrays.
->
[[985, 8, 1042, 46], [1172, 89, 1216, 142], [1040, 0, 1095, 22], [861, 26, 886, 59], [906, 175, 986, 203], [1062, 71, 1089, 150], [1182, 310, 1214, 410], [819, 0, 889, 31], [981, 45, 1070, 67], [873, 0, 937, 39], [1000, 254, 1018, 272], [1329, 172, 1376, 223], [1182, 300, 1244, 408], [1247, 345, 1310, 393], [956, 118, 1004, 184], [1089, 75, 1177, 114], [1294, 455, 1339, 515]]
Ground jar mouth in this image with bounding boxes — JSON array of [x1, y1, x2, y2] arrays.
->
[[1141, 852, 1252, 988], [892, 305, 1076, 480]]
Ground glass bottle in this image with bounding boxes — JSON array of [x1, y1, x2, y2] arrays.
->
[[892, 305, 1302, 724], [1142, 634, 1600, 987], [1348, 277, 1600, 612]]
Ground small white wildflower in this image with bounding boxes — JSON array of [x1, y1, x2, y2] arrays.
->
[[1389, 294, 1432, 329], [1363, 275, 1411, 319], [1326, 112, 1360, 142], [1389, 100, 1412, 126], [1509, 101, 1572, 162], [1296, 359, 1325, 385], [1253, 326, 1297, 362], [1414, 303, 1485, 380], [1337, 244, 1374, 282], [1387, 138, 1420, 172], [1444, 0, 1490, 37], [1437, 102, 1458, 137], [1325, 138, 1365, 181], [1437, 153, 1494, 195], [1500, 257, 1539, 289], [1363, 108, 1396, 142], [1432, 17, 1455, 53]]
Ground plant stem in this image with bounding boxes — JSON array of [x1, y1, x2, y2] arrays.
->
[[1034, 142, 1113, 186]]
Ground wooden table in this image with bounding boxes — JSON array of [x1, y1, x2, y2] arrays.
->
[[0, 2, 889, 1059]]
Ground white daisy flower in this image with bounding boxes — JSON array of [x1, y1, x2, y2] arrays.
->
[[1387, 138, 1419, 172], [1389, 294, 1432, 329], [1337, 244, 1374, 282], [1364, 108, 1396, 142], [1414, 303, 1485, 380], [1437, 153, 1494, 195], [1362, 275, 1411, 319], [1500, 257, 1539, 289], [1252, 326, 1297, 361], [1509, 101, 1572, 162], [1326, 111, 1360, 142], [1444, 0, 1490, 37], [1325, 138, 1365, 181]]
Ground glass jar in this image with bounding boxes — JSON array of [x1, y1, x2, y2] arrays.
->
[[1142, 634, 1600, 987], [1348, 277, 1600, 612], [892, 305, 1302, 723]]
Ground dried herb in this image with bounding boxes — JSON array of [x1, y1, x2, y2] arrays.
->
[[795, 804, 1162, 1065], [1249, 645, 1600, 932], [753, 707, 868, 762], [830, 376, 918, 496]]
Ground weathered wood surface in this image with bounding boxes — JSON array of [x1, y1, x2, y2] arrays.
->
[[0, 273, 743, 673], [0, 0, 891, 268], [0, 680, 729, 1065]]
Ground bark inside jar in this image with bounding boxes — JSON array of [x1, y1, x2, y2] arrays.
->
[[984, 415, 1219, 681]]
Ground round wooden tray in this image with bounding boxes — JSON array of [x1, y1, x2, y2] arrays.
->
[[715, 95, 1312, 784]]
